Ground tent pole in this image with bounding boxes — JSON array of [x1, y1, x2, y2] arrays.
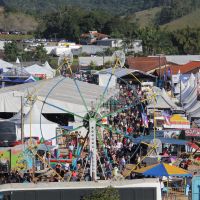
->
[[167, 177, 169, 198], [21, 96, 24, 144]]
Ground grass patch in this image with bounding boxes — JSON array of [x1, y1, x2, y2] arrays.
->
[[129, 7, 162, 28], [161, 8, 200, 31]]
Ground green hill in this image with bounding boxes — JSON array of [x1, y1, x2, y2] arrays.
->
[[161, 8, 200, 31], [2, 0, 164, 14], [129, 7, 162, 28]]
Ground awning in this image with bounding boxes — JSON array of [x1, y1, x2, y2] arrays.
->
[[133, 163, 192, 177]]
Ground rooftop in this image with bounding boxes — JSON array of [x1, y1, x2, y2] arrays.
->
[[0, 179, 159, 192], [126, 56, 167, 73]]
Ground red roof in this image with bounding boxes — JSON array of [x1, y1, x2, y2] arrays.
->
[[81, 32, 108, 40], [159, 61, 200, 75], [126, 56, 167, 73]]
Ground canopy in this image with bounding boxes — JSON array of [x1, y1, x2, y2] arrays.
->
[[134, 135, 187, 145], [25, 64, 54, 79], [0, 59, 14, 72], [43, 61, 56, 76], [147, 95, 171, 109], [16, 104, 59, 145], [164, 114, 190, 129], [24, 76, 36, 83], [182, 82, 197, 105], [174, 81, 185, 94], [0, 76, 117, 119], [134, 163, 192, 177], [161, 89, 181, 110]]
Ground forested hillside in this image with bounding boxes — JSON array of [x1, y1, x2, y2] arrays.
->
[[1, 0, 169, 14]]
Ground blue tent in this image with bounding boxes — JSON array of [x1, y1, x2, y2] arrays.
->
[[134, 163, 192, 177], [134, 135, 187, 145]]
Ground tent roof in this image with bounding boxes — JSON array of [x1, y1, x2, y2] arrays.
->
[[43, 61, 55, 73], [185, 99, 199, 113], [169, 114, 190, 124], [24, 76, 36, 83], [174, 81, 185, 94], [24, 103, 57, 124], [161, 89, 181, 110], [134, 135, 187, 145], [0, 59, 14, 72], [147, 95, 171, 109], [97, 67, 156, 78], [133, 163, 192, 177], [25, 64, 54, 76], [182, 84, 197, 105], [0, 76, 117, 116], [1, 67, 30, 77]]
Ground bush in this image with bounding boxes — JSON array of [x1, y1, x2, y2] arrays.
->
[[82, 186, 120, 200]]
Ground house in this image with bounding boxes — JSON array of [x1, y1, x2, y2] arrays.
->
[[126, 56, 167, 74], [78, 56, 112, 67], [80, 31, 109, 45], [96, 38, 123, 48], [164, 55, 200, 65], [125, 40, 143, 54], [158, 61, 200, 76]]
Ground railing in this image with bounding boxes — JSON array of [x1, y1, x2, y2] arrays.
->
[[162, 187, 189, 200]]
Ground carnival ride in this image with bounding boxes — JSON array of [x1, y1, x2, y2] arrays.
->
[[10, 50, 159, 182]]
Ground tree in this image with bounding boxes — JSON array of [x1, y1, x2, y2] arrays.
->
[[4, 41, 20, 62], [34, 44, 48, 62], [82, 187, 120, 200]]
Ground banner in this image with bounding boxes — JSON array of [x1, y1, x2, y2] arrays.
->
[[185, 128, 200, 137]]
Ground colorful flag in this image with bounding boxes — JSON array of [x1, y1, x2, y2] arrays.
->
[[142, 113, 149, 128], [162, 111, 171, 125], [167, 67, 171, 78]]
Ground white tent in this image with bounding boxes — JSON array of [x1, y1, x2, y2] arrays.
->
[[12, 104, 59, 145], [177, 73, 196, 100], [25, 64, 54, 79], [174, 81, 185, 94], [43, 61, 56, 76], [147, 95, 171, 109], [0, 59, 14, 72], [161, 88, 181, 110], [23, 104, 59, 145], [182, 82, 197, 105], [99, 73, 117, 88], [0, 76, 117, 120]]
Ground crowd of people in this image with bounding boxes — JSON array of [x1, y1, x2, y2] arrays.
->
[[0, 82, 151, 184]]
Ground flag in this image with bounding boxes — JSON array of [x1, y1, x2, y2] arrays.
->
[[167, 67, 171, 78], [162, 111, 171, 125], [142, 113, 149, 128]]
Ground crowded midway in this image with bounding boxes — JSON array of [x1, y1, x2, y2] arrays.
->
[[1, 53, 200, 200]]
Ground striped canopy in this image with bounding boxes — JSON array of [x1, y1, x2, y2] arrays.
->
[[134, 163, 192, 177]]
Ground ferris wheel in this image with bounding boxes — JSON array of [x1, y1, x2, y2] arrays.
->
[[20, 50, 148, 181]]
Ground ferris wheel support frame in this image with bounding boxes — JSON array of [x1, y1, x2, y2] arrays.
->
[[89, 118, 97, 181]]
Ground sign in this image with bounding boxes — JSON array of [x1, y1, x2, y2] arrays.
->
[[163, 130, 181, 139], [150, 129, 181, 139], [34, 74, 46, 79], [185, 128, 200, 137], [102, 117, 108, 124]]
